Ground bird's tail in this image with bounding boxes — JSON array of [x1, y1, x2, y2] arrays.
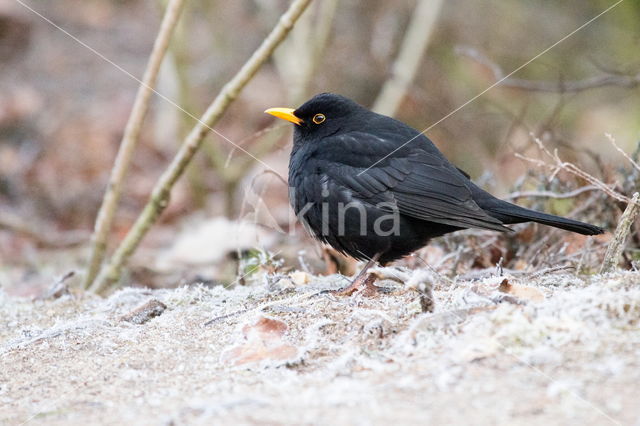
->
[[485, 201, 604, 235]]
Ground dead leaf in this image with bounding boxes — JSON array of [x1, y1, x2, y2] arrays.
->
[[498, 278, 544, 303], [220, 316, 299, 366]]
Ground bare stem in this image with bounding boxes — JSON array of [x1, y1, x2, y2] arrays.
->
[[84, 0, 186, 289], [506, 185, 600, 200], [372, 0, 444, 116], [606, 133, 640, 173], [600, 193, 640, 273], [90, 0, 314, 294]]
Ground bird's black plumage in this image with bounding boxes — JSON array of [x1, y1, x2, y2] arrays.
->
[[273, 93, 604, 264]]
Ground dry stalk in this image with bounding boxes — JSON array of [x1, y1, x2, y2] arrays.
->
[[90, 0, 314, 294], [84, 0, 186, 289], [506, 185, 600, 200]]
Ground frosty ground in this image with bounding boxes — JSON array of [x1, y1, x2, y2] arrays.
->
[[1, 269, 639, 425]]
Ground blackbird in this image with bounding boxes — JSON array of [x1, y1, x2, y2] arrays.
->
[[266, 93, 603, 292]]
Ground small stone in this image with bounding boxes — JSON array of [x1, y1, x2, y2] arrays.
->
[[120, 299, 167, 324]]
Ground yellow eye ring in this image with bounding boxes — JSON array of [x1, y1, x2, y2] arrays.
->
[[312, 113, 326, 124]]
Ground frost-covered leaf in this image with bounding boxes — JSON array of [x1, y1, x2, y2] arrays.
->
[[220, 316, 299, 366], [498, 278, 545, 303]]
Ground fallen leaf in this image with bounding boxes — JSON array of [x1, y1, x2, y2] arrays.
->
[[498, 278, 544, 303], [220, 316, 299, 366]]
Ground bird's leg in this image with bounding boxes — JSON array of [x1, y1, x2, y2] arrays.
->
[[332, 253, 382, 296]]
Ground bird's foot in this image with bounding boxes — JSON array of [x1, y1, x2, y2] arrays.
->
[[331, 272, 390, 297]]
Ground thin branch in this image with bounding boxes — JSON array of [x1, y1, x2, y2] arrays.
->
[[372, 0, 444, 116], [84, 0, 186, 289], [506, 185, 600, 200], [606, 133, 640, 173], [515, 133, 630, 204], [458, 46, 640, 93], [90, 0, 314, 294]]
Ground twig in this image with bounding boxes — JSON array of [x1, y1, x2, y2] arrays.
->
[[600, 192, 640, 273], [84, 0, 186, 289], [458, 46, 640, 93], [528, 265, 575, 278], [203, 288, 325, 326], [0, 319, 110, 355], [606, 133, 640, 172], [515, 133, 630, 203], [506, 185, 600, 200], [38, 271, 75, 300], [372, 0, 444, 116], [90, 0, 314, 294], [457, 265, 575, 281]]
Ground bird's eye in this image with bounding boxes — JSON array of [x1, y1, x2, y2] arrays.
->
[[312, 113, 326, 124]]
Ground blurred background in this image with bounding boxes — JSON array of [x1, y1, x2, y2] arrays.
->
[[1, 0, 638, 295]]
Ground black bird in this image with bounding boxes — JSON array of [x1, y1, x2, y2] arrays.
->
[[266, 93, 603, 293]]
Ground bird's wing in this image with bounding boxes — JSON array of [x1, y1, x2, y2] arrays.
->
[[313, 131, 509, 232]]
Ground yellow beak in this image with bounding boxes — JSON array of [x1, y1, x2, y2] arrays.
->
[[264, 107, 303, 125]]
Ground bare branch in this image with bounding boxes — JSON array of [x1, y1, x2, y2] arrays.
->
[[506, 185, 601, 200], [84, 0, 186, 289], [606, 133, 640, 173], [458, 46, 640, 93], [515, 133, 630, 204]]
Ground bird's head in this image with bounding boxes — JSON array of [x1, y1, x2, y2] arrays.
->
[[265, 93, 365, 140]]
